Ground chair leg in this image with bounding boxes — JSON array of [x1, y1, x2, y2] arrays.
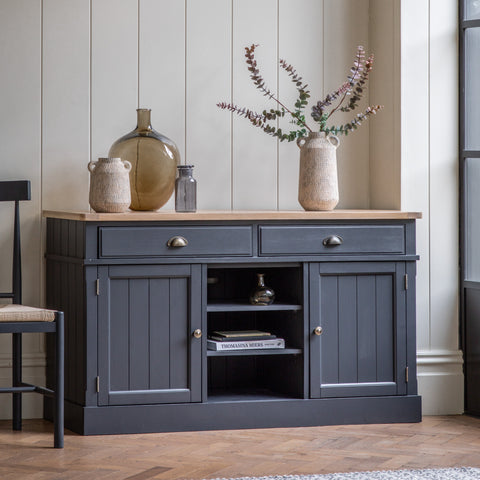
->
[[12, 332, 22, 431], [54, 312, 64, 448]]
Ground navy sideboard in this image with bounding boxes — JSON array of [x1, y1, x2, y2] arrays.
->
[[44, 210, 421, 435]]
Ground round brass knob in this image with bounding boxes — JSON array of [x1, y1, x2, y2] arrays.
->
[[193, 329, 202, 339], [167, 236, 188, 248], [314, 326, 323, 336]]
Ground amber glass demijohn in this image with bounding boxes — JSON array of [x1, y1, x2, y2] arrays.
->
[[108, 108, 180, 211]]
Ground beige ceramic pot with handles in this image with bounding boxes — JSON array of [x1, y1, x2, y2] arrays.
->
[[297, 131, 340, 211], [88, 157, 132, 213]]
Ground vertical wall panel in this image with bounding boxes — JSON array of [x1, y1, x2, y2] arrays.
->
[[139, 0, 185, 210], [400, 0, 430, 350], [232, 0, 278, 209], [401, 0, 463, 415], [0, 0, 42, 359], [0, 1, 42, 306], [428, 0, 459, 352], [42, 0, 91, 211], [186, 0, 232, 210], [91, 0, 138, 164], [278, 0, 323, 210], [369, 0, 401, 209], [0, 1, 43, 418], [324, 0, 370, 208]]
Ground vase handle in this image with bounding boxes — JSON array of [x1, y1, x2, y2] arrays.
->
[[296, 136, 307, 149], [88, 161, 97, 173], [123, 160, 132, 172], [328, 135, 340, 148]]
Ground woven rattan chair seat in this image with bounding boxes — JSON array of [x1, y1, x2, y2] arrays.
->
[[0, 304, 56, 322]]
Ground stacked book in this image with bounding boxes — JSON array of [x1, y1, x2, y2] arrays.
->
[[207, 330, 285, 351]]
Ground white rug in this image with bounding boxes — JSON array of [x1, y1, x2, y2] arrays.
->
[[202, 467, 480, 480]]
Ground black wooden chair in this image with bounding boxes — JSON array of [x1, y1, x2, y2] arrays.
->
[[0, 180, 64, 448]]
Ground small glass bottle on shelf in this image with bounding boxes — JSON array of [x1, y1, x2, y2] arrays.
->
[[249, 273, 275, 306], [175, 165, 197, 212]]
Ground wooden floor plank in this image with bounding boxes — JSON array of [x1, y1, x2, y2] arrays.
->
[[1, 416, 480, 479]]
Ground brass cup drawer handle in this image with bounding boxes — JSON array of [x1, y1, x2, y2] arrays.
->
[[167, 236, 188, 248], [323, 235, 343, 247]]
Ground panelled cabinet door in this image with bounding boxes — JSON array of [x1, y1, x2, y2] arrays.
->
[[97, 264, 202, 406], [309, 262, 407, 398]]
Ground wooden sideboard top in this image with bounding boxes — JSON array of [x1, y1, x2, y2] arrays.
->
[[43, 209, 422, 221]]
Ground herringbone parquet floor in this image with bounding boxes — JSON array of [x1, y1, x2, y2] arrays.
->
[[1, 416, 480, 479]]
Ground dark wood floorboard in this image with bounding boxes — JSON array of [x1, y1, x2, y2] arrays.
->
[[0, 416, 479, 479]]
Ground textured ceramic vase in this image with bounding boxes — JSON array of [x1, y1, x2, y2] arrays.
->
[[88, 157, 132, 213], [297, 132, 340, 211], [108, 108, 180, 211]]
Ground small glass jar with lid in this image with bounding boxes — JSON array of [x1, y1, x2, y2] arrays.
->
[[175, 165, 197, 212]]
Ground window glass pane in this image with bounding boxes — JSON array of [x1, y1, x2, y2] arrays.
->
[[466, 0, 480, 19], [465, 158, 480, 280], [466, 29, 480, 149]]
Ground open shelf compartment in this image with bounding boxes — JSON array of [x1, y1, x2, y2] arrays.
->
[[206, 264, 306, 401]]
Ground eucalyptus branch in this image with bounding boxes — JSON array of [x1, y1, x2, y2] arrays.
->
[[217, 44, 382, 141], [341, 52, 374, 113], [279, 59, 309, 95], [216, 102, 300, 142], [311, 82, 350, 122], [246, 45, 313, 133], [325, 46, 366, 120], [245, 44, 276, 101], [216, 102, 268, 127], [325, 104, 383, 136]]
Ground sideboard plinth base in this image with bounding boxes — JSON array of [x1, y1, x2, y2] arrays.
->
[[63, 396, 421, 436]]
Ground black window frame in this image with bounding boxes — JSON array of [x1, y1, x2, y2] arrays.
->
[[459, 0, 480, 412]]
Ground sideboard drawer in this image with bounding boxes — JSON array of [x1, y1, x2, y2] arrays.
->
[[259, 225, 405, 255], [99, 226, 253, 258]]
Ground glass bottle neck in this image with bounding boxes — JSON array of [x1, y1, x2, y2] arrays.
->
[[177, 166, 194, 177], [136, 109, 152, 130], [257, 274, 265, 287]]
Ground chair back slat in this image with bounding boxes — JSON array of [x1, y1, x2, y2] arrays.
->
[[0, 181, 31, 202], [0, 181, 31, 303]]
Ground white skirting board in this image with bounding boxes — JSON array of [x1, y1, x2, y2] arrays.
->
[[417, 349, 465, 415], [0, 350, 466, 420]]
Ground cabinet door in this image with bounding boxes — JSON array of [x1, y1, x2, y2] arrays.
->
[[309, 262, 407, 398], [98, 264, 202, 406]]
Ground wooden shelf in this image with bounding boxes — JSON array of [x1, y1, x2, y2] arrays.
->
[[207, 348, 302, 357], [207, 388, 301, 402], [206, 301, 302, 313]]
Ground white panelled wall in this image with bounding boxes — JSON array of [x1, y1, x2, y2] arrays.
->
[[401, 0, 463, 414], [0, 0, 461, 418]]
